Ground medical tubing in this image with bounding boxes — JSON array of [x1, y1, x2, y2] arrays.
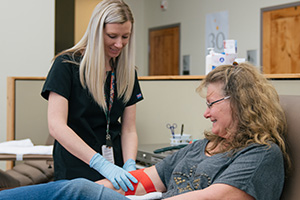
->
[[89, 153, 137, 191]]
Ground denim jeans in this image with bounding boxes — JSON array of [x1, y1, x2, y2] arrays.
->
[[0, 178, 129, 200]]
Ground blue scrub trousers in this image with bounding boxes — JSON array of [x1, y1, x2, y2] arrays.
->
[[0, 178, 129, 200]]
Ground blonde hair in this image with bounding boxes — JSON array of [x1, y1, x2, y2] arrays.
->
[[197, 62, 291, 170], [55, 0, 135, 110]]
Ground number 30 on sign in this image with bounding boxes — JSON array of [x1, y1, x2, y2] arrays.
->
[[205, 11, 229, 54]]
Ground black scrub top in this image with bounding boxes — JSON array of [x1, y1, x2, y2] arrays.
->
[[41, 54, 143, 181]]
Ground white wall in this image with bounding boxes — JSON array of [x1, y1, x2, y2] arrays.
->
[[127, 0, 298, 76], [136, 80, 208, 145], [0, 0, 55, 169], [124, 0, 146, 76]]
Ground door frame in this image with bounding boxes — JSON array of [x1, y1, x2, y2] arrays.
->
[[260, 2, 300, 68], [148, 23, 181, 75]]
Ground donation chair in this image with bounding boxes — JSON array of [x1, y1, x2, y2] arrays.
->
[[0, 160, 54, 189], [279, 95, 300, 200], [0, 135, 54, 190]]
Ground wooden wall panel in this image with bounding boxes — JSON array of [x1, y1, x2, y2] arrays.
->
[[262, 4, 300, 74], [149, 25, 180, 76]]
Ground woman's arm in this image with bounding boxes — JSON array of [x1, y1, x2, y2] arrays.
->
[[121, 104, 138, 163], [48, 91, 96, 164], [96, 166, 254, 200], [96, 180, 254, 200], [95, 166, 166, 195], [164, 184, 254, 200]]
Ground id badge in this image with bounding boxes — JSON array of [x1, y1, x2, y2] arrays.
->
[[102, 145, 115, 164]]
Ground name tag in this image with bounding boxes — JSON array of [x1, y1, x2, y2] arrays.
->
[[102, 145, 115, 164]]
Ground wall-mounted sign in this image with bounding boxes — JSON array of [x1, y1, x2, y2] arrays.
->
[[205, 11, 229, 54]]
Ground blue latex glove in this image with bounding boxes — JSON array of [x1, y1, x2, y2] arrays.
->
[[89, 153, 137, 191], [123, 159, 136, 172]]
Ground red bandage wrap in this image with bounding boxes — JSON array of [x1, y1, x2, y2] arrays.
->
[[125, 169, 156, 196]]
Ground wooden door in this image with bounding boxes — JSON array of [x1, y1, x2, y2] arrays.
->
[[149, 25, 180, 75], [262, 3, 300, 74]]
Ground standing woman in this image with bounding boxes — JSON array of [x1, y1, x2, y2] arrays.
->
[[41, 0, 143, 192]]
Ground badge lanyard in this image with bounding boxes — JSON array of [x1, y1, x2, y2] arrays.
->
[[105, 69, 115, 147]]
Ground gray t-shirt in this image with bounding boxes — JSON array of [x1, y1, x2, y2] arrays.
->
[[155, 139, 284, 200]]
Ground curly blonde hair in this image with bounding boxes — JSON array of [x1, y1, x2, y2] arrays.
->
[[197, 62, 291, 170]]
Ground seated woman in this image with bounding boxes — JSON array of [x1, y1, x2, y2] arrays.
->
[[98, 62, 290, 200], [0, 62, 290, 200]]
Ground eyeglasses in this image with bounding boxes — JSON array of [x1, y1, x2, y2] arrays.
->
[[206, 96, 230, 108]]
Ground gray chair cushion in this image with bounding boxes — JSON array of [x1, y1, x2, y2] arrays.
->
[[2, 160, 54, 188], [25, 160, 54, 180], [12, 163, 48, 185], [0, 169, 20, 189], [279, 95, 300, 200], [5, 169, 33, 186]]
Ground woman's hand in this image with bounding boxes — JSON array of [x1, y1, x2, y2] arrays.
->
[[89, 153, 138, 192], [95, 166, 166, 196]]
